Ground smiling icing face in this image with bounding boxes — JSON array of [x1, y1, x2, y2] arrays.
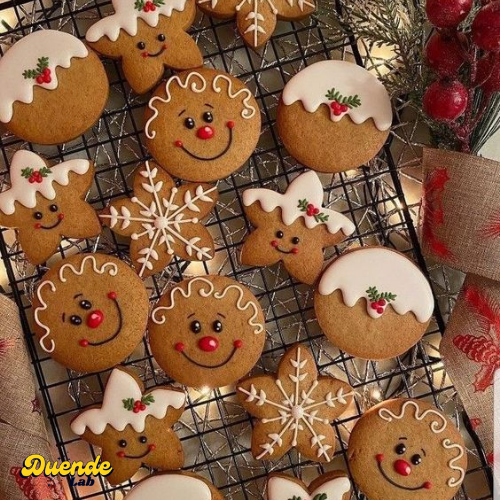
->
[[33, 254, 149, 373], [348, 399, 467, 500], [149, 275, 266, 388], [144, 68, 261, 182]]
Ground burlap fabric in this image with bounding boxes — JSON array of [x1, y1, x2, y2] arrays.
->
[[0, 294, 67, 500]]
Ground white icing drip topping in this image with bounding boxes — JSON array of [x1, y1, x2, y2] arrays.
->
[[243, 170, 355, 235], [71, 368, 185, 435], [317, 247, 433, 323], [86, 0, 188, 42], [151, 276, 264, 333], [0, 150, 90, 215], [442, 438, 466, 487], [282, 60, 392, 131], [0, 30, 89, 123], [123, 473, 212, 500], [267, 476, 351, 500], [145, 71, 256, 139]]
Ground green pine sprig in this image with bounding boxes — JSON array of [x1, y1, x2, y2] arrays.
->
[[325, 88, 361, 108], [21, 167, 34, 179], [122, 398, 135, 411], [141, 394, 155, 405], [298, 199, 308, 211], [313, 494, 327, 500], [366, 286, 397, 303], [22, 57, 49, 79]]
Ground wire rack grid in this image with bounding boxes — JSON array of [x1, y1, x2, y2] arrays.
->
[[0, 0, 493, 499]]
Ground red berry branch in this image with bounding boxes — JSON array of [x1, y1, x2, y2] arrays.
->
[[423, 0, 500, 153]]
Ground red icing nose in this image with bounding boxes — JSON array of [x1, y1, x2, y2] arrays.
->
[[394, 459, 412, 476], [87, 310, 104, 329], [197, 125, 215, 140], [198, 336, 219, 352]]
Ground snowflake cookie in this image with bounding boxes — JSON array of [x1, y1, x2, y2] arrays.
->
[[100, 161, 218, 278], [237, 344, 354, 462]]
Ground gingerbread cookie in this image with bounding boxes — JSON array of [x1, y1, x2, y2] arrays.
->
[[71, 367, 185, 484], [149, 275, 265, 388], [348, 399, 467, 500], [241, 171, 355, 284], [144, 68, 261, 182], [0, 30, 108, 144], [100, 161, 218, 278], [267, 472, 351, 500], [314, 247, 434, 360], [197, 0, 316, 49], [237, 344, 354, 462], [86, 0, 202, 94], [277, 60, 392, 173], [122, 472, 225, 500], [33, 253, 149, 373], [0, 150, 100, 265]]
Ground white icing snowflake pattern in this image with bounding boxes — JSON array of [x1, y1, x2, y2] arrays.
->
[[238, 345, 354, 462], [101, 161, 217, 278]]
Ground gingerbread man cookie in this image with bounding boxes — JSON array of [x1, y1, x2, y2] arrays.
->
[[33, 253, 149, 373], [314, 247, 434, 360], [145, 68, 261, 182], [71, 368, 185, 485], [241, 171, 355, 284], [149, 275, 266, 388], [277, 60, 392, 173], [100, 161, 218, 278], [237, 344, 354, 462], [197, 0, 316, 49], [0, 150, 100, 265], [0, 30, 108, 144], [348, 399, 467, 500], [86, 0, 202, 94]]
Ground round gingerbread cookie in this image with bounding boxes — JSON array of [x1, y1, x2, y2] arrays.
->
[[33, 253, 149, 373], [0, 150, 100, 265], [277, 60, 392, 173], [0, 30, 108, 145], [86, 0, 202, 94], [71, 367, 186, 485], [144, 68, 261, 182], [149, 275, 265, 388], [348, 399, 467, 500], [314, 247, 434, 360]]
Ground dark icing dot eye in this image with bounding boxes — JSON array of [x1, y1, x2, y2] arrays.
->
[[157, 34, 166, 42], [212, 320, 223, 333], [33, 212, 43, 220], [70, 315, 82, 326], [184, 117, 195, 129], [411, 454, 422, 465], [275, 230, 284, 239], [203, 111, 213, 123], [79, 300, 92, 310], [291, 237, 300, 244], [139, 436, 147, 444], [118, 440, 127, 448], [395, 443, 406, 455], [190, 320, 202, 333], [137, 41, 146, 50], [49, 204, 58, 212]]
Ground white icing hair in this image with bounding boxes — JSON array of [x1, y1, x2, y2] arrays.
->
[[151, 276, 264, 333], [145, 71, 257, 139]]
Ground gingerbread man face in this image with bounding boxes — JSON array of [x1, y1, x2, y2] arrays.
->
[[241, 171, 355, 284], [149, 275, 266, 388], [145, 68, 261, 182], [33, 254, 149, 373], [0, 151, 100, 265], [348, 399, 467, 500], [71, 368, 185, 485], [86, 0, 202, 94]]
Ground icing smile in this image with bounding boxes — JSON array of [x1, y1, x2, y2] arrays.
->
[[271, 240, 298, 255], [175, 122, 234, 161], [175, 342, 241, 369], [39, 218, 63, 230], [376, 458, 430, 491], [117, 444, 156, 460], [79, 295, 123, 347], [143, 45, 167, 58]]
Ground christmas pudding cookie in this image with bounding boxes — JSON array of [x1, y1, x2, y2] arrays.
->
[[241, 170, 355, 284], [348, 399, 467, 500], [0, 30, 108, 144], [277, 60, 393, 173], [71, 367, 185, 485], [314, 247, 434, 360], [86, 0, 202, 94], [100, 161, 218, 278], [197, 0, 316, 49], [0, 150, 100, 265], [145, 68, 261, 182], [237, 344, 354, 462], [33, 253, 149, 373], [149, 275, 265, 388]]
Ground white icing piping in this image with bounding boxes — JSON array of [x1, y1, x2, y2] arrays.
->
[[212, 74, 256, 119], [34, 280, 57, 353], [442, 438, 466, 487], [59, 255, 119, 283]]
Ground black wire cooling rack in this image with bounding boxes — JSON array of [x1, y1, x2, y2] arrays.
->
[[0, 1, 494, 499]]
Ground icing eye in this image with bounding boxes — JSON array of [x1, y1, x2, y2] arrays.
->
[[190, 320, 202, 333], [275, 230, 284, 239], [203, 111, 213, 123], [184, 117, 196, 129], [137, 41, 146, 50], [291, 237, 300, 244], [139, 436, 147, 444], [118, 440, 127, 448], [411, 454, 422, 465], [49, 204, 58, 212], [395, 443, 406, 455], [157, 34, 166, 42], [33, 212, 43, 220], [79, 300, 92, 310], [212, 320, 223, 333], [70, 315, 82, 326]]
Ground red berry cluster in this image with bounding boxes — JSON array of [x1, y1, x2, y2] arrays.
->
[[370, 298, 386, 315], [28, 171, 44, 183], [133, 399, 147, 413], [36, 68, 52, 85], [330, 101, 349, 116], [143, 1, 157, 11], [306, 203, 320, 216]]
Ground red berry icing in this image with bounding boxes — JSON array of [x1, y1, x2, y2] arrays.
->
[[227, 121, 235, 129], [325, 88, 361, 118], [148, 444, 156, 451], [174, 140, 183, 148], [376, 453, 384, 463], [79, 339, 89, 347], [116, 451, 126, 458], [122, 394, 155, 412], [34, 223, 42, 230], [271, 240, 279, 247], [234, 339, 243, 348], [58, 213, 65, 221], [108, 291, 117, 300], [175, 342, 185, 352], [21, 166, 52, 183], [366, 286, 396, 316], [135, 0, 165, 12], [298, 199, 329, 222], [424, 482, 432, 490], [291, 248, 299, 254], [23, 57, 51, 85]]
